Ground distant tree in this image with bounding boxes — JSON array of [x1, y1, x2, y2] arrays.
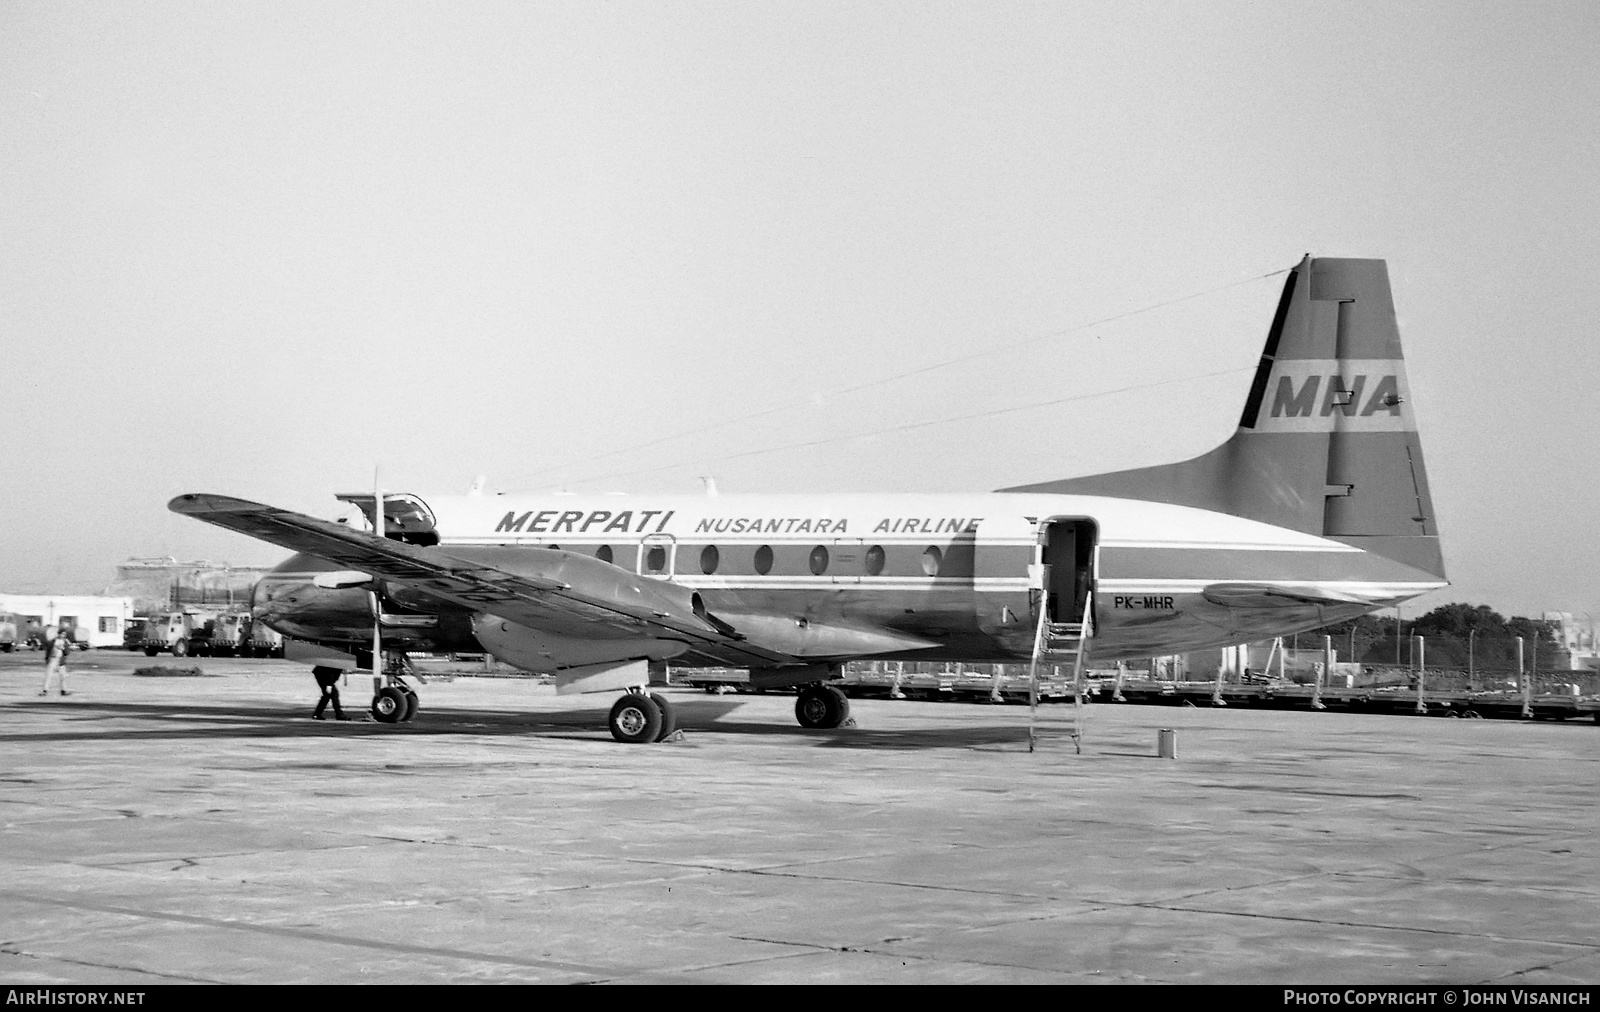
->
[[1410, 603, 1506, 637], [1506, 614, 1561, 642], [1311, 603, 1565, 670]]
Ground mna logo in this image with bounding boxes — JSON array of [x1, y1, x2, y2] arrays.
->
[[1271, 373, 1401, 419], [1252, 359, 1414, 433]]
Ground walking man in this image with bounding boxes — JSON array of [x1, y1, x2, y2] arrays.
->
[[40, 627, 72, 696], [312, 666, 348, 720]]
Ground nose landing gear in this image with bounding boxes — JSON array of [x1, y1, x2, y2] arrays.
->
[[371, 653, 419, 723]]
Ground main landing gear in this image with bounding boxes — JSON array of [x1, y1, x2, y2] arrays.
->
[[607, 689, 678, 744], [795, 684, 850, 729], [371, 653, 419, 724]]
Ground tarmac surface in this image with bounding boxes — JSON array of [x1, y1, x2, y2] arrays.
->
[[1, 650, 1596, 985]]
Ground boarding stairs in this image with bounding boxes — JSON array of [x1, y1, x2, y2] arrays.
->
[[1028, 592, 1093, 753]]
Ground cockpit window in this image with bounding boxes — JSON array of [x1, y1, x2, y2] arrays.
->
[[334, 492, 440, 546]]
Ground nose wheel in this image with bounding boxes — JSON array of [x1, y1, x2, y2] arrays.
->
[[372, 685, 418, 723], [371, 653, 420, 723]]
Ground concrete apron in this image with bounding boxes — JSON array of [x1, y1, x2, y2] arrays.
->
[[0, 652, 1596, 984]]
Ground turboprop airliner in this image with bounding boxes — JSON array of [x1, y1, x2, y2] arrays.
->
[[171, 256, 1446, 741]]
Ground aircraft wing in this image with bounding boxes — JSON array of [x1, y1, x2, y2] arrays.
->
[[168, 493, 764, 653]]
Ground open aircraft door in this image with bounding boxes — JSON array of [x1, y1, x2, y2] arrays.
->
[[1034, 518, 1098, 627]]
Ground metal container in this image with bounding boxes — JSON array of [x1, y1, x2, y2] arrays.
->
[[1157, 728, 1178, 759]]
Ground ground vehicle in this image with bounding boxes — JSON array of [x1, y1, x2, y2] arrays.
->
[[208, 612, 252, 656], [0, 614, 16, 652], [122, 618, 147, 650], [246, 619, 285, 658], [141, 611, 217, 657]]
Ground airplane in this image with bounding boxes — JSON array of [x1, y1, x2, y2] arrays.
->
[[171, 255, 1446, 742]]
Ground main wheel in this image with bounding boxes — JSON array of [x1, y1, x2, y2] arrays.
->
[[795, 684, 849, 729], [372, 685, 408, 723], [171, 639, 189, 657], [400, 691, 419, 722], [649, 692, 676, 741], [609, 693, 663, 743]]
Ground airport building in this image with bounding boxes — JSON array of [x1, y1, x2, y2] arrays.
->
[[1543, 611, 1599, 671], [0, 594, 136, 648]]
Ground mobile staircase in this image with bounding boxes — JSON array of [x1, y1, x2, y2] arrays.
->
[[1028, 592, 1094, 753]]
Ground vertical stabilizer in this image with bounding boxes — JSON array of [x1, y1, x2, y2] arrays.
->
[[1003, 256, 1444, 579]]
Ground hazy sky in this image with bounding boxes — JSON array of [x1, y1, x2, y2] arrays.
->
[[2, 1, 1597, 622]]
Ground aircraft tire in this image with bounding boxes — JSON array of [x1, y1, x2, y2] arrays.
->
[[400, 691, 419, 722], [372, 686, 408, 723], [608, 693, 662, 744], [171, 639, 189, 658], [795, 684, 849, 729], [649, 692, 676, 741]]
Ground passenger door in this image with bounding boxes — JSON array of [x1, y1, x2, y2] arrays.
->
[[1039, 518, 1098, 625]]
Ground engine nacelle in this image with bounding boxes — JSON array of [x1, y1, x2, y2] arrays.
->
[[470, 613, 689, 674]]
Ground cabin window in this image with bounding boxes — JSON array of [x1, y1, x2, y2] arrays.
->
[[753, 545, 774, 575], [700, 545, 720, 575], [809, 545, 830, 576], [864, 545, 885, 576], [922, 545, 943, 576], [645, 546, 668, 574], [595, 545, 613, 564]]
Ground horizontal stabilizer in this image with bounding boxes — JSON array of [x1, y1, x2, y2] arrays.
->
[[1201, 582, 1378, 610]]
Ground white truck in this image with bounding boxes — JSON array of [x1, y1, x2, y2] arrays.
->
[[246, 620, 284, 658], [141, 611, 217, 657], [207, 612, 251, 656]]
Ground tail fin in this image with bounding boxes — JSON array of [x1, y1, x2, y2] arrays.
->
[[1003, 256, 1444, 580]]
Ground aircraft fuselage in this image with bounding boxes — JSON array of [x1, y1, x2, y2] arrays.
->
[[252, 490, 1444, 668]]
